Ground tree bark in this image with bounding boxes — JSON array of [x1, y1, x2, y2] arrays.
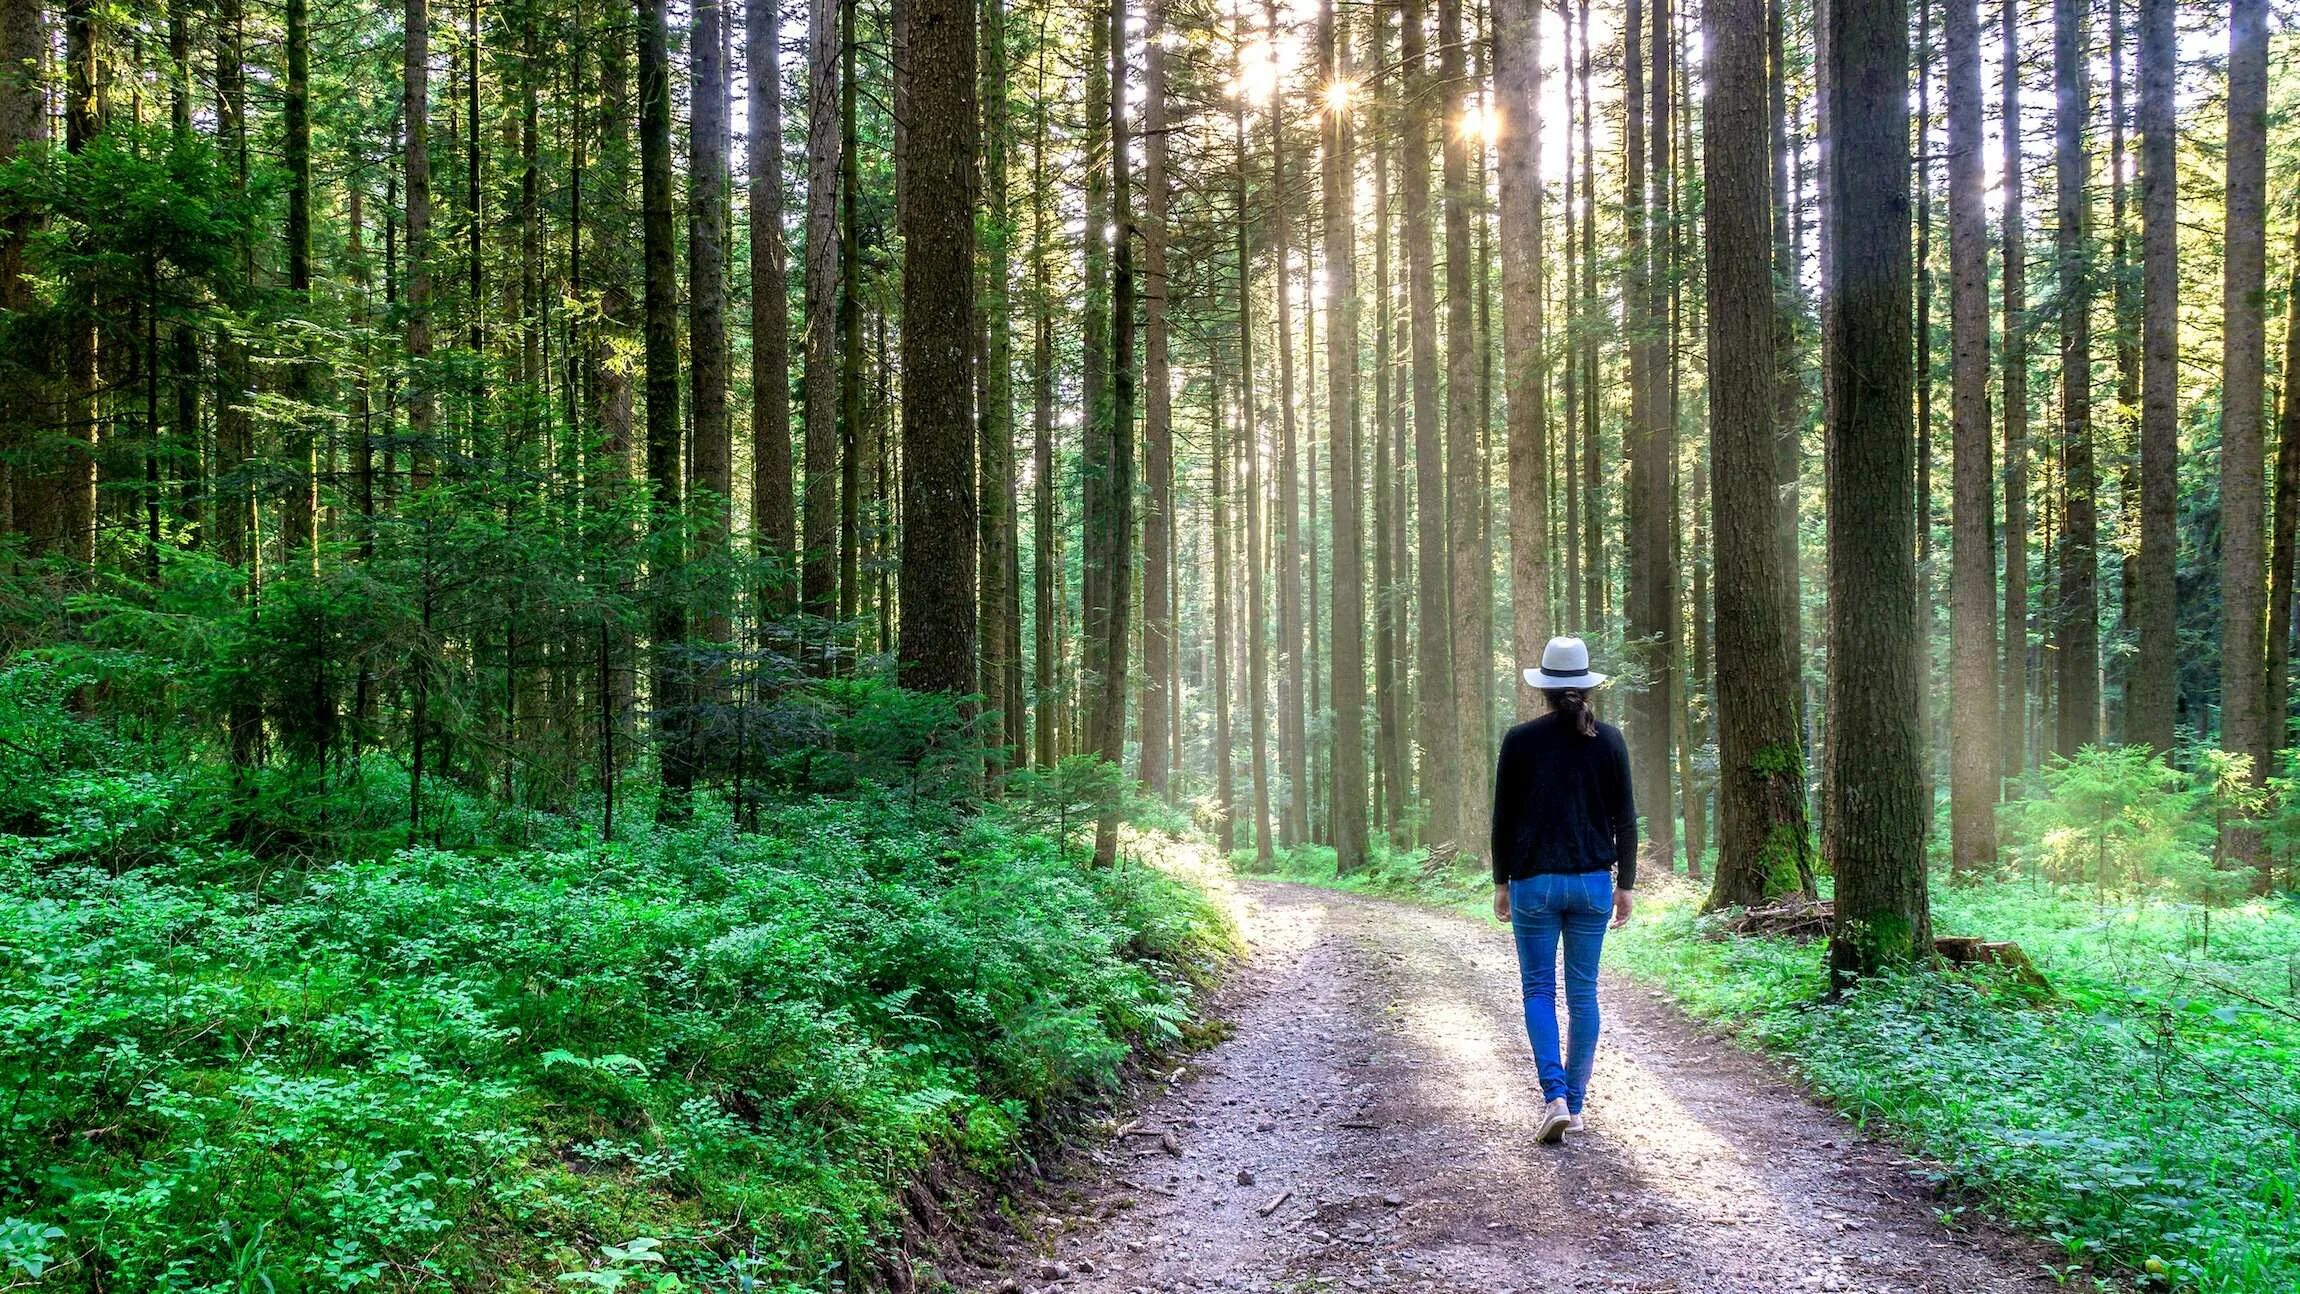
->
[[0, 0, 48, 550], [2220, 0, 2269, 879], [2107, 0, 2137, 736], [750, 0, 796, 615], [1137, 0, 1174, 797], [219, 0, 260, 769], [1371, 8, 1408, 836], [896, 0, 980, 697], [980, 0, 1020, 762], [1321, 0, 1368, 872], [1913, 0, 1935, 806], [1214, 356, 1236, 851], [1702, 0, 1814, 911], [1440, 0, 1488, 862], [638, 0, 691, 798], [1087, 0, 1136, 864], [1262, 0, 1309, 848], [1823, 0, 1930, 979], [1945, 0, 1997, 878], [2051, 0, 2097, 756], [1233, 30, 1276, 866], [1497, 0, 1548, 724], [1031, 65, 1060, 769], [2000, 0, 2028, 785], [1767, 0, 1802, 669], [2127, 0, 2176, 754], [1402, 0, 1452, 848], [1624, 0, 1678, 877], [2268, 207, 2300, 775], [800, 0, 841, 616], [588, 5, 637, 796], [691, 0, 734, 701], [838, 0, 866, 632], [283, 0, 316, 563], [1577, 0, 1601, 631], [49, 0, 98, 564]]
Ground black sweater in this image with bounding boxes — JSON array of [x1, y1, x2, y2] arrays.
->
[[1487, 711, 1639, 890]]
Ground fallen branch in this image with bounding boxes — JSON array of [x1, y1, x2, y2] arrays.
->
[[1117, 1177, 1177, 1198], [1257, 1189, 1293, 1217], [1708, 900, 2049, 989]]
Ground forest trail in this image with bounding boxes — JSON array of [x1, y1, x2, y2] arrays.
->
[[954, 882, 2053, 1294]]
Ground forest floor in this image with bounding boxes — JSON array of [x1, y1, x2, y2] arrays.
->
[[944, 881, 2060, 1294]]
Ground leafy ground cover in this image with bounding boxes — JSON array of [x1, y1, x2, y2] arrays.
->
[[1247, 845, 2300, 1293], [0, 667, 1234, 1292]]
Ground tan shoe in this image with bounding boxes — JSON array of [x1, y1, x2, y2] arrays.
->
[[1536, 1097, 1570, 1143], [1566, 1112, 1586, 1135]]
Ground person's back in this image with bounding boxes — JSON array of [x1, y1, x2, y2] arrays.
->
[[1489, 637, 1636, 1143], [1489, 711, 1635, 889]]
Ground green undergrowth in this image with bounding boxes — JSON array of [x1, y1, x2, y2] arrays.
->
[[0, 680, 1236, 1291], [1250, 845, 2300, 1293]]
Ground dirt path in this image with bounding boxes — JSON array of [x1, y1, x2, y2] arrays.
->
[[953, 881, 2055, 1294]]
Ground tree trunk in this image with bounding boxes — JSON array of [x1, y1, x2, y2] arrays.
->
[[1577, 0, 1601, 631], [1087, 0, 1136, 865], [1440, 0, 1488, 862], [1945, 0, 1997, 878], [690, 0, 733, 714], [169, 2, 201, 547], [2000, 0, 2028, 786], [1214, 355, 1236, 852], [49, 0, 98, 564], [1823, 0, 1930, 979], [1672, 2, 1700, 872], [1913, 0, 1935, 809], [220, 0, 259, 769], [1077, 0, 1111, 745], [2051, 0, 2097, 756], [1, 0, 48, 549], [896, 0, 980, 698], [1371, 8, 1408, 837], [283, 0, 316, 563], [1767, 0, 1802, 673], [587, 4, 636, 806], [1031, 67, 1060, 769], [1497, 0, 1548, 724], [1137, 0, 1173, 797], [2268, 207, 2300, 771], [638, 0, 690, 799], [2127, 0, 2176, 754], [800, 0, 841, 617], [1262, 0, 1308, 848], [1315, 220, 1334, 841], [1624, 0, 1678, 877], [750, 0, 796, 615], [838, 0, 866, 633], [2220, 0, 2269, 880], [1702, 0, 1814, 911], [1233, 34, 1276, 867], [1321, 0, 1368, 872], [2107, 0, 2137, 738], [1402, 0, 1452, 848], [980, 0, 1019, 762]]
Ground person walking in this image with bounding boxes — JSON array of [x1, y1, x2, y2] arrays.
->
[[1489, 636, 1638, 1142]]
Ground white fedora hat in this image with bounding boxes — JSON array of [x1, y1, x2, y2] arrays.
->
[[1522, 635, 1608, 690]]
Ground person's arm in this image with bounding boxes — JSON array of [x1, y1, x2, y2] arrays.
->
[[1609, 729, 1638, 894], [1490, 733, 1519, 919]]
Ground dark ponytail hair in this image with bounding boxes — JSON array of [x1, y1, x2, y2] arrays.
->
[[1544, 688, 1598, 738]]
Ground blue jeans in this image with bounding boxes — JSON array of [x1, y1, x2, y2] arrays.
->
[[1508, 870, 1612, 1113]]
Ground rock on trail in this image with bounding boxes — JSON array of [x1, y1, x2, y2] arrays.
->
[[950, 881, 2052, 1294]]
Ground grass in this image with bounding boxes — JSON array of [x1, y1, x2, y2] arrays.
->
[[0, 782, 1235, 1292], [1243, 842, 2300, 1293]]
